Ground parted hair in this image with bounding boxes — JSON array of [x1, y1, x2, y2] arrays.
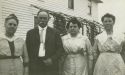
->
[[101, 13, 115, 22], [5, 14, 19, 24], [66, 17, 81, 29], [37, 10, 50, 18]]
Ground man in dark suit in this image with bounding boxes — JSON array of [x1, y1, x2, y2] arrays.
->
[[26, 10, 64, 75]]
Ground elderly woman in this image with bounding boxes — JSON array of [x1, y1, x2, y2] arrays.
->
[[0, 14, 29, 75], [93, 13, 125, 75], [62, 18, 93, 75]]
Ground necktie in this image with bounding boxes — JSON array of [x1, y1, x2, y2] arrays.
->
[[39, 28, 45, 57], [40, 28, 44, 43]]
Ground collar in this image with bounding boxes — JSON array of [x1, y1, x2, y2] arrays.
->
[[1, 34, 18, 42], [96, 30, 124, 45], [38, 26, 47, 31], [67, 33, 83, 39], [101, 30, 113, 38]]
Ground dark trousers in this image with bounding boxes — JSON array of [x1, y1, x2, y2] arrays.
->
[[29, 59, 59, 75]]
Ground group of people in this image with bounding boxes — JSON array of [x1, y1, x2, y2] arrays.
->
[[0, 10, 125, 75]]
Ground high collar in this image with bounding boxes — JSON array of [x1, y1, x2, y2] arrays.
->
[[96, 30, 124, 45], [67, 33, 83, 39], [0, 34, 19, 42]]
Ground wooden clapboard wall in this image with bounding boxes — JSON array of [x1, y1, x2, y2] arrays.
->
[[0, 0, 34, 39], [0, 0, 99, 39]]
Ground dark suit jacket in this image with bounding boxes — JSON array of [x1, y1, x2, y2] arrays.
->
[[26, 26, 64, 74]]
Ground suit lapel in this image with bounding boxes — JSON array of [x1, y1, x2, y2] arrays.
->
[[45, 27, 51, 45], [33, 27, 41, 56], [34, 27, 40, 44]]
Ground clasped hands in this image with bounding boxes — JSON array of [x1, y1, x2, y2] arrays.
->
[[43, 58, 53, 66], [78, 47, 86, 55]]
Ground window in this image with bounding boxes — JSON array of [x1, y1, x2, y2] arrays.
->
[[88, 0, 92, 15], [68, 0, 74, 9], [88, 5, 92, 15]]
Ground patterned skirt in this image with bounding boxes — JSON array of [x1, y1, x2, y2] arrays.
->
[[62, 54, 88, 75], [93, 53, 125, 75], [0, 58, 23, 75]]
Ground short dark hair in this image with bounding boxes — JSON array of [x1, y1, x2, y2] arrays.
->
[[66, 17, 81, 29], [37, 10, 50, 18], [101, 13, 115, 22], [5, 14, 19, 25]]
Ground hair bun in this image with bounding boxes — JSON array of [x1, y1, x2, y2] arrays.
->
[[7, 14, 17, 19], [5, 14, 19, 24]]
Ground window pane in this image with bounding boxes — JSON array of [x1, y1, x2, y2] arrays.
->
[[68, 0, 74, 9]]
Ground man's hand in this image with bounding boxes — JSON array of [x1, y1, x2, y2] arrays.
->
[[43, 58, 53, 66]]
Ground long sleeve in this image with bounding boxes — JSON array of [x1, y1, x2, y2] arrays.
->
[[51, 32, 65, 62], [22, 42, 29, 75], [22, 42, 29, 65], [26, 31, 30, 56], [26, 31, 32, 59], [120, 40, 125, 62], [85, 38, 93, 60], [85, 38, 93, 75], [93, 39, 100, 61]]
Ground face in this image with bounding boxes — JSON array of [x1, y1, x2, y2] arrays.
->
[[102, 17, 115, 31], [5, 19, 18, 36], [68, 22, 80, 35], [37, 11, 49, 28]]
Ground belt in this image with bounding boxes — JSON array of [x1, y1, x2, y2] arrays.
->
[[101, 50, 120, 54], [67, 54, 82, 58]]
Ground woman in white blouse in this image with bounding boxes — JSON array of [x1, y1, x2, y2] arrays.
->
[[0, 14, 29, 75], [93, 13, 125, 75], [62, 18, 93, 75]]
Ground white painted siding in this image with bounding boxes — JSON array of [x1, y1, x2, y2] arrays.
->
[[0, 0, 4, 35], [31, 0, 97, 20], [91, 1, 98, 20], [0, 0, 99, 39], [31, 0, 99, 20], [0, 0, 2, 24], [1, 0, 34, 39]]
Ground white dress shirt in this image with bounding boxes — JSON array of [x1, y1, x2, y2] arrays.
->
[[38, 26, 47, 57]]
